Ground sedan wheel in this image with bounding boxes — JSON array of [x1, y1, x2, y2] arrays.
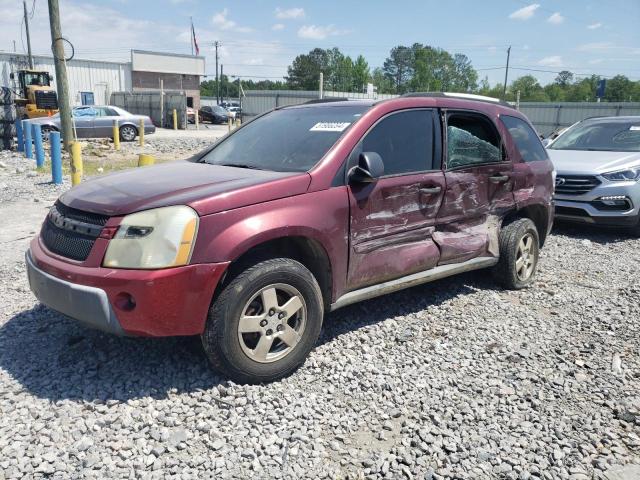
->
[[120, 125, 137, 142], [515, 233, 536, 281]]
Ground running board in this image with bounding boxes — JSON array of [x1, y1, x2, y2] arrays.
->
[[330, 257, 498, 311]]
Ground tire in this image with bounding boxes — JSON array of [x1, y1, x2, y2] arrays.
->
[[0, 87, 13, 105], [119, 125, 137, 142], [0, 104, 17, 122], [41, 126, 56, 142], [202, 258, 324, 384], [493, 218, 540, 290], [0, 122, 16, 137]]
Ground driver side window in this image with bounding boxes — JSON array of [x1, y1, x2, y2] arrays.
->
[[357, 109, 434, 176]]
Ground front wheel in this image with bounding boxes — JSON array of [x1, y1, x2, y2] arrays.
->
[[493, 218, 540, 290], [202, 258, 323, 384], [119, 125, 137, 142]]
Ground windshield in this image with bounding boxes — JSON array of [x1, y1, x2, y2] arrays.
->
[[201, 105, 369, 172], [213, 106, 226, 114], [550, 119, 640, 152]]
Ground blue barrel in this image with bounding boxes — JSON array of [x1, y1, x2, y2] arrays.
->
[[15, 119, 24, 152], [32, 123, 45, 168], [23, 120, 32, 159], [50, 131, 62, 184]]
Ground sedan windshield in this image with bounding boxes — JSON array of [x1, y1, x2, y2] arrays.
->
[[549, 119, 640, 152], [201, 105, 369, 172]]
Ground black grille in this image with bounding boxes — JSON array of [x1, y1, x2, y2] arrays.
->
[[35, 90, 58, 110], [54, 201, 109, 226], [555, 175, 601, 195], [555, 206, 590, 218], [40, 202, 110, 261]]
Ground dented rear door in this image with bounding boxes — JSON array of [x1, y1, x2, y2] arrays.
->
[[435, 110, 515, 265], [346, 109, 444, 290]]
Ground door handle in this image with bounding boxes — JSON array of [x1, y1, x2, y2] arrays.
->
[[489, 174, 510, 184], [419, 186, 442, 195]]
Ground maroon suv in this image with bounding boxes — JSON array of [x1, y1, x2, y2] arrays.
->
[[26, 93, 554, 383]]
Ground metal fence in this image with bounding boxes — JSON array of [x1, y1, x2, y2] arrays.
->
[[110, 91, 187, 128], [517, 102, 640, 136]]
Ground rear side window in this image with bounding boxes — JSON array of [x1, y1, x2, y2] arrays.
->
[[501, 115, 548, 162], [358, 110, 434, 175], [446, 112, 501, 169]]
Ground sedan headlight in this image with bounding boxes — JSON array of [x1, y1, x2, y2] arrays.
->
[[103, 206, 199, 269], [601, 167, 640, 182]]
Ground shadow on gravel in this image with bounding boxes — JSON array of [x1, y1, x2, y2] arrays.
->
[[1, 270, 497, 402], [0, 305, 224, 402], [552, 221, 637, 245], [319, 269, 496, 347]]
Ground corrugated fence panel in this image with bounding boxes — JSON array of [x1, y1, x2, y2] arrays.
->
[[519, 102, 640, 136], [110, 91, 187, 128]]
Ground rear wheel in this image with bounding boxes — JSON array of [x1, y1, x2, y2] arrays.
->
[[493, 218, 540, 290], [119, 125, 137, 142], [202, 258, 323, 384]]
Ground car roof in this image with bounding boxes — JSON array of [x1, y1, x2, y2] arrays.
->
[[582, 115, 640, 123]]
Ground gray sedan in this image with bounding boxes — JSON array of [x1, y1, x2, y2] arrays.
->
[[30, 106, 156, 142]]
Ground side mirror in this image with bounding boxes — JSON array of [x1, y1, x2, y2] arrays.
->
[[541, 138, 552, 148], [9, 73, 14, 80], [348, 152, 384, 184]]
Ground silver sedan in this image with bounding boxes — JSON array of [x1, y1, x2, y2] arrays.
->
[[29, 106, 156, 142]]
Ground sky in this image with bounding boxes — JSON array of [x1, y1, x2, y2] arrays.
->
[[0, 0, 639, 87]]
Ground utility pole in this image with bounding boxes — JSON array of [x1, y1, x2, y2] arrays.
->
[[23, 0, 34, 69], [502, 45, 511, 100], [220, 64, 224, 102], [214, 41, 220, 105], [47, 0, 73, 151]]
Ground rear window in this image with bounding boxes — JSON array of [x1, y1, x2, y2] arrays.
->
[[549, 119, 640, 152], [201, 105, 368, 172], [501, 115, 548, 162]]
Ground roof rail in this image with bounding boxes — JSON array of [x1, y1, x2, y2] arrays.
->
[[304, 97, 349, 104], [402, 92, 514, 109]]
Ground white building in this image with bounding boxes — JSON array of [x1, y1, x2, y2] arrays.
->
[[0, 50, 204, 108]]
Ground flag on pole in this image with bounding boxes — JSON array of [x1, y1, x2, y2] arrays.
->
[[191, 20, 200, 56]]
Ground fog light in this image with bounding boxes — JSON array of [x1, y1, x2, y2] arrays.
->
[[114, 292, 136, 312], [598, 195, 628, 206]]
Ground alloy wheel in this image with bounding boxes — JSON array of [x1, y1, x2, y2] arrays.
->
[[515, 233, 536, 281], [121, 126, 136, 141], [237, 283, 307, 364]]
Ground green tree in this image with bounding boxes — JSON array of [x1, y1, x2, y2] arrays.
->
[[383, 45, 414, 93], [508, 75, 549, 101], [605, 75, 635, 102], [352, 55, 370, 92], [554, 71, 574, 87], [286, 48, 331, 90], [372, 67, 394, 94]]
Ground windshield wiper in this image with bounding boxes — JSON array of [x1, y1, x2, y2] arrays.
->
[[217, 163, 264, 170]]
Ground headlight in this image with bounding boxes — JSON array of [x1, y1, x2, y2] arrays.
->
[[103, 205, 199, 269], [601, 167, 640, 182]]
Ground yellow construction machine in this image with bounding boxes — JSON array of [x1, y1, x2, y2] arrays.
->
[[10, 69, 59, 119]]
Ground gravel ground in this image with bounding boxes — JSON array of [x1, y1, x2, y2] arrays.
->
[[1, 147, 639, 480]]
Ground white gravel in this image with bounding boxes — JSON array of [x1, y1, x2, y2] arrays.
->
[[1, 146, 639, 480]]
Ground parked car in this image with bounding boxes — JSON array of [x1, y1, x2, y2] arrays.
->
[[547, 116, 640, 234], [29, 105, 155, 141], [199, 105, 229, 124], [26, 93, 554, 383], [225, 106, 242, 119], [186, 107, 196, 124]]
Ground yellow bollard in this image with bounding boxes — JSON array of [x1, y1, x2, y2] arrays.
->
[[195, 110, 199, 131], [138, 153, 155, 167], [138, 119, 145, 147], [235, 118, 241, 128], [112, 120, 120, 151], [71, 142, 83, 186], [228, 118, 232, 133], [173, 109, 178, 130]]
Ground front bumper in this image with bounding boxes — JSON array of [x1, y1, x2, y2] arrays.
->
[[554, 179, 640, 227], [27, 238, 229, 337]]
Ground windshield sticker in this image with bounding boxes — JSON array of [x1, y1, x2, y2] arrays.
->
[[310, 122, 351, 132], [630, 126, 640, 131]]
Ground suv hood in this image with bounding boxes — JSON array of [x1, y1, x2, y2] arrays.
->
[[60, 161, 311, 217], [548, 149, 640, 175]]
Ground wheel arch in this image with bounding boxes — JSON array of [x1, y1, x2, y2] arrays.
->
[[503, 204, 550, 247], [215, 235, 333, 312]]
